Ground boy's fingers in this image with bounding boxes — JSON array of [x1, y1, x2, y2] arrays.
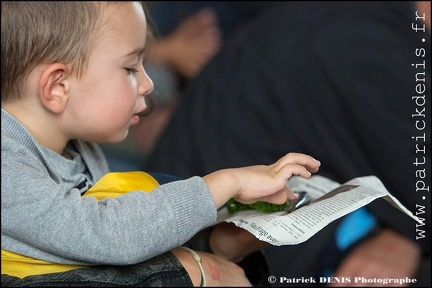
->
[[284, 187, 298, 201], [255, 186, 296, 205], [278, 163, 313, 179], [275, 153, 320, 171], [257, 190, 288, 205]]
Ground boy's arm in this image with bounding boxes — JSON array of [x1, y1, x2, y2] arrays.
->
[[171, 248, 252, 286]]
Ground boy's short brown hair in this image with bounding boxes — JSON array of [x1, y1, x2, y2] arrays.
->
[[1, 1, 152, 101]]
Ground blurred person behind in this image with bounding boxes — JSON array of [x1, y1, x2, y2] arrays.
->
[[145, 1, 431, 286]]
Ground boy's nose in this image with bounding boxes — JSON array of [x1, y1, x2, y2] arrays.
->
[[139, 70, 154, 97]]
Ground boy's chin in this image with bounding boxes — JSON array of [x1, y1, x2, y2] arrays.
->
[[98, 132, 130, 144]]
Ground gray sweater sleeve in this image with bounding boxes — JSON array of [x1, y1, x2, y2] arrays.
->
[[1, 109, 218, 265]]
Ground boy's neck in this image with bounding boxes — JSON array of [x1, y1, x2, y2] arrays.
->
[[2, 101, 69, 156]]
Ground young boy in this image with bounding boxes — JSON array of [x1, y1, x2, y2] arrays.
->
[[1, 2, 320, 286]]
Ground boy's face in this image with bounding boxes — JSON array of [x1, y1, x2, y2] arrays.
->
[[66, 2, 153, 144]]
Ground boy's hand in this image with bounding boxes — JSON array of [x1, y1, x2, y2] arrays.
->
[[203, 152, 320, 209]]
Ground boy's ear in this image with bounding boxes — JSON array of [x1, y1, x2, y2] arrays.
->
[[39, 64, 70, 114]]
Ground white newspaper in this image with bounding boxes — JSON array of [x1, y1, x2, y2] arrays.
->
[[219, 175, 422, 246]]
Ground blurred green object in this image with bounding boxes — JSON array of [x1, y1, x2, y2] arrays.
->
[[226, 198, 289, 214]]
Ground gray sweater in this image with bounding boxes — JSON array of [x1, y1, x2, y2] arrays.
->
[[1, 108, 217, 265]]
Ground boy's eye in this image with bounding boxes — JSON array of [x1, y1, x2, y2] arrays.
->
[[125, 67, 138, 75]]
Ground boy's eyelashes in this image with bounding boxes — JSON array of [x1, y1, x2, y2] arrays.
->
[[125, 67, 139, 75]]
